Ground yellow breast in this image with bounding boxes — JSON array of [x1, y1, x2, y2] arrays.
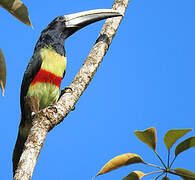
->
[[27, 46, 67, 110], [40, 46, 67, 77]]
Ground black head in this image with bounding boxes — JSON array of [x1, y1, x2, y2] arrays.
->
[[35, 9, 122, 55], [42, 9, 122, 40]]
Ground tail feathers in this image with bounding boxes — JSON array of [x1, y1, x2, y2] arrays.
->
[[12, 120, 32, 176]]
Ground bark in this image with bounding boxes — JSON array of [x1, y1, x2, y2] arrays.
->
[[13, 0, 130, 179]]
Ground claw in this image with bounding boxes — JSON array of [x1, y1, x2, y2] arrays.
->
[[59, 87, 73, 99], [59, 87, 75, 111]]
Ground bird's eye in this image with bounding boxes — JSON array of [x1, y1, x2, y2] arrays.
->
[[58, 16, 64, 21]]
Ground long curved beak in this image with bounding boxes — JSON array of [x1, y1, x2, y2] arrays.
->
[[64, 9, 122, 28]]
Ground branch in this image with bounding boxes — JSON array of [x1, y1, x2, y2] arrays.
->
[[13, 0, 129, 179]]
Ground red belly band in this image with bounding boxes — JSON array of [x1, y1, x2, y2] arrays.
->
[[31, 69, 62, 88]]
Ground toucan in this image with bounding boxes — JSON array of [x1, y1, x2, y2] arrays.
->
[[12, 9, 122, 175]]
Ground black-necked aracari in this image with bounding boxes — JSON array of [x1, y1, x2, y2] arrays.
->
[[12, 9, 122, 175]]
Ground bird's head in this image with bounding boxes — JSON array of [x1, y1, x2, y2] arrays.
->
[[42, 9, 122, 40]]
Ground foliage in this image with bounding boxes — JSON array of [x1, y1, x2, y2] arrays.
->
[[0, 48, 6, 96], [95, 127, 195, 179], [0, 0, 31, 95]]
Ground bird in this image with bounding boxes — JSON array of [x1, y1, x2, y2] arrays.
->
[[12, 9, 122, 175]]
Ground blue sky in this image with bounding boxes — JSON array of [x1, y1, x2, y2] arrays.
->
[[0, 0, 195, 179]]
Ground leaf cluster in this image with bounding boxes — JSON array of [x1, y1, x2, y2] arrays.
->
[[95, 127, 195, 180], [0, 0, 31, 95]]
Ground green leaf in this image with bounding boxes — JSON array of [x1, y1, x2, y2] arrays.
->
[[175, 136, 195, 157], [174, 168, 195, 179], [164, 129, 192, 150], [162, 176, 170, 180], [0, 0, 32, 26], [134, 127, 157, 151], [0, 48, 6, 96], [122, 171, 145, 180], [96, 153, 144, 176]]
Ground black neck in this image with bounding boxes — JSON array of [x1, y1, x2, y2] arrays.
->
[[34, 30, 66, 56]]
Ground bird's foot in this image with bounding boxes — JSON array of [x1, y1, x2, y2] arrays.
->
[[59, 87, 75, 111], [61, 86, 73, 94], [59, 87, 73, 98]]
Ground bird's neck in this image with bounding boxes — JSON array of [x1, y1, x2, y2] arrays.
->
[[35, 31, 66, 56]]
